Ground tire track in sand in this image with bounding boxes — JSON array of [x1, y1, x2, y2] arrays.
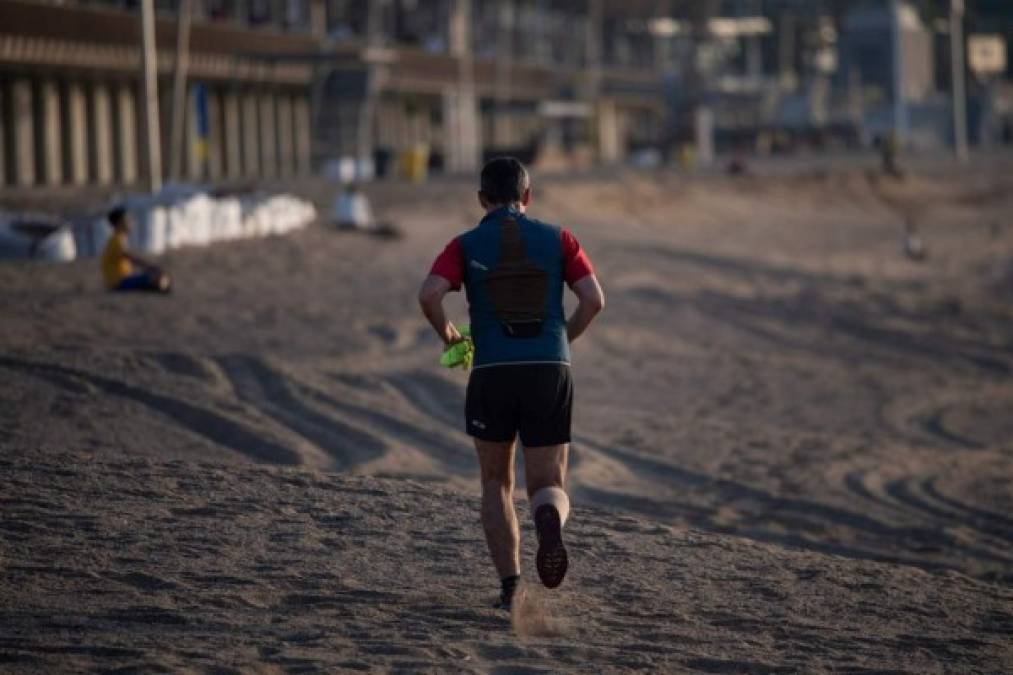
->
[[215, 354, 387, 471], [219, 357, 474, 477], [573, 434, 1013, 580], [0, 356, 301, 465]]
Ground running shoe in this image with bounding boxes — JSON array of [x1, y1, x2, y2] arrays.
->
[[534, 504, 568, 588]]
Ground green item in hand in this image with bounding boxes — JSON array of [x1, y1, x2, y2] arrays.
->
[[439, 325, 474, 370]]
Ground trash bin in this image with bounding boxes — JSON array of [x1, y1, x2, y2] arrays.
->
[[400, 144, 430, 182]]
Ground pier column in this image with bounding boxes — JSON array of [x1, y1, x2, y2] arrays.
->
[[258, 92, 277, 178], [0, 82, 5, 186], [442, 89, 480, 173], [65, 81, 89, 185], [90, 82, 114, 185], [158, 86, 172, 184], [40, 79, 63, 186], [596, 98, 620, 163], [276, 93, 294, 177], [12, 78, 35, 187], [186, 87, 202, 180], [222, 90, 241, 179], [206, 88, 223, 181], [241, 92, 260, 177], [115, 83, 138, 185], [293, 95, 311, 175]]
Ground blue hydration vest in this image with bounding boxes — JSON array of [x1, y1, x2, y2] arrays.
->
[[460, 206, 569, 368]]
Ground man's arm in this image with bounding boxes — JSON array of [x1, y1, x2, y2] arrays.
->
[[418, 274, 463, 346], [567, 274, 604, 343]]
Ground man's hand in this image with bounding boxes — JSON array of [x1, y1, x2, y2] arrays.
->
[[418, 274, 458, 345], [567, 274, 605, 343]]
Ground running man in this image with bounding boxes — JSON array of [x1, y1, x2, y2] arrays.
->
[[418, 157, 604, 609]]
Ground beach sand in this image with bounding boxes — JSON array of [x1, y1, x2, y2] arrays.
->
[[2, 160, 1013, 672]]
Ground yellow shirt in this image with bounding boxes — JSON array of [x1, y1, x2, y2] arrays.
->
[[101, 232, 133, 288]]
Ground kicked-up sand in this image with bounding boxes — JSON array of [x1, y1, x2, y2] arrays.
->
[[2, 157, 1013, 672]]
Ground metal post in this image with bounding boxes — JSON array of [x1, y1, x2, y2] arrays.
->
[[745, 0, 762, 81], [950, 0, 968, 162], [357, 0, 385, 165], [169, 0, 193, 181], [493, 0, 513, 149], [690, 1, 718, 166], [140, 0, 163, 193], [586, 0, 604, 160], [449, 0, 479, 171], [778, 10, 795, 88], [890, 0, 909, 146]]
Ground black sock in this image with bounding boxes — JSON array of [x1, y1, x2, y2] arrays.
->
[[500, 574, 520, 603]]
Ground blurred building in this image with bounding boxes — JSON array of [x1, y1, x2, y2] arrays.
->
[[841, 2, 935, 105], [684, 0, 1011, 155], [0, 0, 672, 190], [3, 0, 1011, 191], [0, 0, 318, 189], [839, 0, 947, 149]]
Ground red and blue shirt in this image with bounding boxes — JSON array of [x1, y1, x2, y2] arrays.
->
[[430, 206, 594, 368]]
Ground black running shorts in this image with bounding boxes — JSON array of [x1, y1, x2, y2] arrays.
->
[[465, 364, 573, 447]]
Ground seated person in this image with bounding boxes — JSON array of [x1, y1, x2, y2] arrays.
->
[[101, 207, 172, 293]]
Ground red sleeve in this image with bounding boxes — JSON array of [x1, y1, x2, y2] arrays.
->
[[429, 237, 464, 291], [561, 229, 594, 285]]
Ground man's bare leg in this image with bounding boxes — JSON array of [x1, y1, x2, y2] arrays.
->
[[474, 438, 520, 587], [523, 443, 570, 588], [523, 443, 568, 499]]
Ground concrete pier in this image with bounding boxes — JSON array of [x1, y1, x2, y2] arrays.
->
[[0, 1, 673, 192], [40, 79, 63, 186], [12, 78, 35, 187], [90, 82, 114, 185]]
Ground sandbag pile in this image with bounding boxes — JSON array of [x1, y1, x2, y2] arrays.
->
[[73, 188, 317, 259], [0, 213, 77, 262]]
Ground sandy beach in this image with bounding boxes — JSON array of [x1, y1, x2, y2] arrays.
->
[[2, 158, 1013, 672]]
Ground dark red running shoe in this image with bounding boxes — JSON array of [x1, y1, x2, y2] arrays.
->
[[534, 504, 568, 588]]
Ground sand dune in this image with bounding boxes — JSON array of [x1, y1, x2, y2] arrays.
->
[[2, 160, 1013, 671]]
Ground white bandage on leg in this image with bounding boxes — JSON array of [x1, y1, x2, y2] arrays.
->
[[530, 486, 570, 528]]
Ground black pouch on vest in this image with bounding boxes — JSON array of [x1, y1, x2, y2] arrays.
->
[[501, 320, 543, 338]]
